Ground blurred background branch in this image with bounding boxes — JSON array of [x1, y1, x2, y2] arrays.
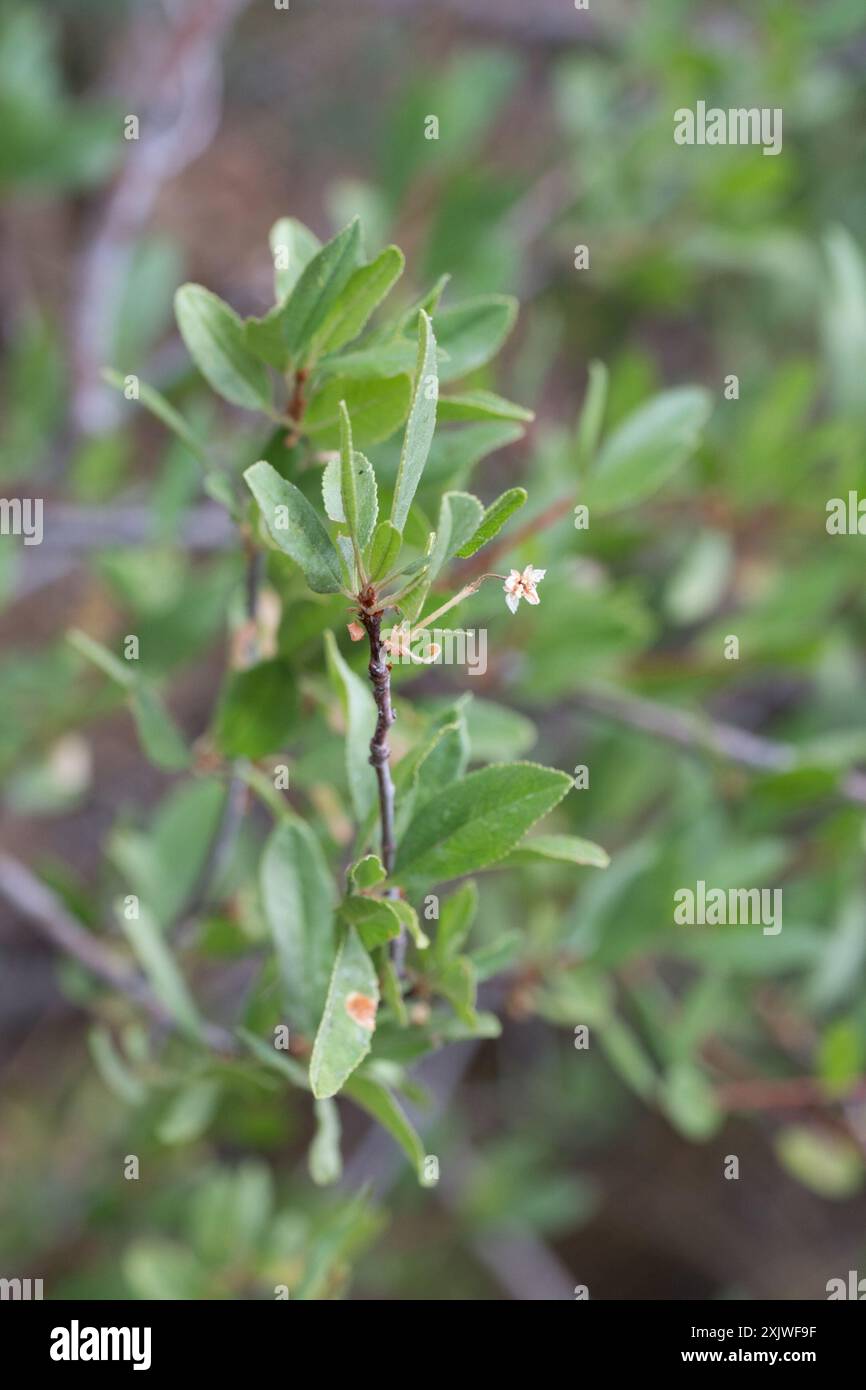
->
[[70, 0, 251, 436]]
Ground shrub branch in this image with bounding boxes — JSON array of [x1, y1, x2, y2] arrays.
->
[[360, 608, 397, 876]]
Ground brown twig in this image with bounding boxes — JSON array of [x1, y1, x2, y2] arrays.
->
[[360, 609, 397, 876], [284, 367, 310, 445], [714, 1074, 866, 1111]]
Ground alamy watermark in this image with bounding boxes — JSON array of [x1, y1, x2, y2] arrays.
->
[[50, 1320, 151, 1371], [0, 497, 43, 545], [674, 880, 782, 936], [0, 1276, 43, 1299], [674, 102, 782, 157], [384, 625, 487, 676], [827, 1270, 866, 1299], [826, 492, 866, 534]]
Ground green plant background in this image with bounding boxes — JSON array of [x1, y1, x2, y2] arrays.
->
[[2, 0, 866, 1300]]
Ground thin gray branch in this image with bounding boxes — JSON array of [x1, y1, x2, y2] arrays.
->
[[43, 502, 233, 551], [0, 852, 236, 1055], [70, 0, 252, 434], [11, 502, 234, 601], [573, 684, 866, 807]]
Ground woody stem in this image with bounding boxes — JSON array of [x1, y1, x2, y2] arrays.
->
[[361, 609, 397, 877]]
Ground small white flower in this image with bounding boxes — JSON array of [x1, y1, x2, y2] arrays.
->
[[503, 565, 546, 614]]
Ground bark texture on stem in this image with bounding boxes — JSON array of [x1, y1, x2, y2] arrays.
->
[[361, 609, 397, 875]]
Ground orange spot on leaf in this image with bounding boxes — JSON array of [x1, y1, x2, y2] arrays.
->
[[345, 992, 377, 1031]]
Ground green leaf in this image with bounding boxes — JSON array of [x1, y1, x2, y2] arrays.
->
[[305, 372, 412, 448], [394, 762, 572, 884], [434, 955, 478, 1027], [157, 1079, 221, 1145], [775, 1126, 863, 1199], [390, 704, 470, 840], [69, 629, 190, 771], [260, 820, 337, 1036], [243, 306, 290, 371], [244, 459, 343, 593], [269, 216, 322, 301], [108, 780, 225, 928], [818, 1020, 865, 1097], [309, 1097, 343, 1186], [129, 686, 191, 771], [324, 629, 377, 821], [118, 902, 204, 1043], [469, 931, 522, 981], [434, 881, 478, 962], [659, 1062, 722, 1140], [377, 950, 408, 1026], [395, 274, 450, 332], [343, 1074, 425, 1180], [190, 1162, 273, 1260], [349, 854, 387, 891], [437, 389, 533, 423], [821, 225, 866, 416], [434, 294, 517, 382], [535, 966, 612, 1029], [575, 359, 608, 473], [88, 1027, 147, 1106], [236, 1027, 308, 1088], [390, 310, 438, 530], [175, 284, 272, 412], [456, 486, 527, 558], [426, 491, 484, 583], [68, 627, 134, 687], [123, 1239, 205, 1300], [312, 245, 405, 356], [340, 895, 402, 950], [337, 401, 359, 543], [664, 529, 732, 626], [102, 369, 209, 468], [320, 418, 378, 548], [433, 1009, 502, 1042], [317, 340, 419, 381], [291, 1192, 385, 1300], [280, 218, 363, 363], [214, 658, 298, 759], [584, 387, 712, 514], [335, 533, 356, 590], [423, 421, 524, 491], [391, 898, 429, 950], [462, 696, 536, 760], [503, 833, 610, 869], [310, 925, 379, 1099], [350, 460, 379, 550], [597, 1016, 657, 1101], [366, 520, 402, 580], [320, 464, 343, 524]]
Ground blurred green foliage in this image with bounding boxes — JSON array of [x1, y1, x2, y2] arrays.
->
[[3, 0, 866, 1300]]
